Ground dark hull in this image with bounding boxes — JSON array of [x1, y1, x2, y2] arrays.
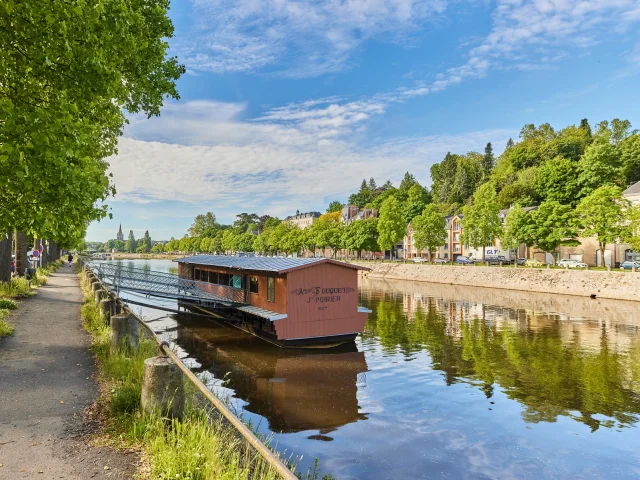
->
[[177, 300, 358, 349]]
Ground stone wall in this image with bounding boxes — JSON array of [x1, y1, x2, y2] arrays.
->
[[357, 263, 640, 302]]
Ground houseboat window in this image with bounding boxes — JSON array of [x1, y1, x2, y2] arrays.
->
[[250, 276, 259, 294], [194, 269, 201, 281], [267, 277, 275, 302], [219, 273, 230, 286]]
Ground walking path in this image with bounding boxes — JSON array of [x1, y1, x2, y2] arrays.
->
[[0, 264, 137, 479]]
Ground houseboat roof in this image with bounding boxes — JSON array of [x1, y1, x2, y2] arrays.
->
[[177, 255, 369, 274]]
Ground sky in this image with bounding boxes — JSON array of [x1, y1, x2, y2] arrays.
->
[[86, 0, 640, 242]]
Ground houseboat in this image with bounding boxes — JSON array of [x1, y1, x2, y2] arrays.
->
[[176, 255, 371, 347]]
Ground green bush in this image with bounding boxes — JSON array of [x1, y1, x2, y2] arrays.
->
[[0, 299, 17, 310], [0, 310, 14, 338]]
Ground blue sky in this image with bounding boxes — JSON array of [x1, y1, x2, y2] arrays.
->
[[86, 0, 640, 241]]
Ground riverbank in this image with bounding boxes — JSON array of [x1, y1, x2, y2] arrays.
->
[[108, 253, 183, 260], [356, 262, 640, 301]]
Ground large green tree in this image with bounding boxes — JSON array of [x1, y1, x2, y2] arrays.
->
[[342, 218, 379, 258], [620, 134, 640, 185], [534, 156, 580, 205], [377, 196, 405, 257], [577, 143, 622, 197], [501, 204, 534, 256], [461, 183, 502, 261], [327, 201, 344, 213], [189, 212, 219, 237], [526, 201, 579, 256], [575, 185, 631, 255], [402, 183, 429, 224], [412, 204, 447, 262], [0, 0, 184, 276]]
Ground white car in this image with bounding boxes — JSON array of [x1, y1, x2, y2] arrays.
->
[[412, 257, 429, 263], [557, 259, 588, 268]]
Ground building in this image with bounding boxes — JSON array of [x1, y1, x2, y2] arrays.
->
[[623, 180, 640, 206], [285, 210, 321, 229], [340, 205, 377, 225], [116, 224, 124, 241], [176, 255, 371, 347]]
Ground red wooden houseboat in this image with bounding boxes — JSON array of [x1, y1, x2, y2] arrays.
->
[[176, 255, 371, 347]]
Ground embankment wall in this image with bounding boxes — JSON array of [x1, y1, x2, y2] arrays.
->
[[357, 263, 640, 302]]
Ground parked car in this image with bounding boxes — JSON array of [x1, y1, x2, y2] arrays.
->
[[525, 259, 545, 267], [485, 255, 509, 265], [456, 255, 473, 264], [434, 258, 449, 264], [412, 257, 429, 263], [619, 260, 640, 270], [517, 258, 527, 266], [557, 258, 588, 268]]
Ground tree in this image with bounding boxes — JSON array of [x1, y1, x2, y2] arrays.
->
[[189, 213, 219, 237], [534, 156, 580, 204], [348, 179, 374, 208], [0, 0, 184, 272], [579, 118, 592, 140], [461, 183, 502, 261], [506, 138, 515, 150], [282, 227, 304, 254], [235, 233, 256, 253], [620, 134, 640, 185], [125, 231, 137, 253], [482, 142, 495, 178], [221, 230, 237, 253], [412, 204, 447, 262], [526, 201, 578, 256], [628, 206, 640, 253], [150, 243, 165, 254], [342, 218, 379, 259], [234, 213, 260, 233], [501, 204, 534, 256], [143, 230, 152, 251], [327, 201, 345, 213], [398, 172, 417, 193], [577, 143, 622, 197], [377, 196, 405, 257], [312, 215, 343, 258], [575, 186, 631, 255], [402, 184, 429, 224]]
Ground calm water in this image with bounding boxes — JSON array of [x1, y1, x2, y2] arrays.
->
[[106, 259, 640, 479]]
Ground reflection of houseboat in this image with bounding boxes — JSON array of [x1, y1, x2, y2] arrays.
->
[[176, 319, 368, 434], [176, 255, 371, 347]]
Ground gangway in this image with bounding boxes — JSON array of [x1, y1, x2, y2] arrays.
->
[[86, 261, 247, 305]]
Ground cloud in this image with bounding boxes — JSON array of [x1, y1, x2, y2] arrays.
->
[[109, 100, 512, 218], [400, 0, 640, 95], [177, 0, 451, 77]]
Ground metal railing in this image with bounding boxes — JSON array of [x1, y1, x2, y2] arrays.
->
[[86, 261, 246, 304]]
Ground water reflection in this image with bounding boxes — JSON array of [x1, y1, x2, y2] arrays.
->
[[173, 317, 368, 435], [361, 279, 640, 431]]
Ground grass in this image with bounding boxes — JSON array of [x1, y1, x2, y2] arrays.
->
[[0, 309, 14, 338], [79, 274, 334, 480]]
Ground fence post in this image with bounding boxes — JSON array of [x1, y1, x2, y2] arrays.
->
[[141, 356, 184, 419], [94, 289, 104, 305], [100, 298, 114, 323], [110, 313, 139, 354]]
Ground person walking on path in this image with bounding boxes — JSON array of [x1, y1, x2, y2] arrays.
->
[[68, 252, 74, 266], [0, 262, 137, 478]]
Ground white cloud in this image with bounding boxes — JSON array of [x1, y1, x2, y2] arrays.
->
[[412, 0, 640, 93], [177, 0, 451, 77], [109, 100, 512, 217]]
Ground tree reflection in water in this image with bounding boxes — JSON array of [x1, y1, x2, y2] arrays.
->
[[361, 289, 640, 431]]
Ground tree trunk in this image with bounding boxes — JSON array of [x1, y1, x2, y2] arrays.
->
[[482, 246, 486, 261], [49, 239, 58, 263], [0, 232, 13, 282], [41, 240, 49, 266], [15, 231, 28, 277]]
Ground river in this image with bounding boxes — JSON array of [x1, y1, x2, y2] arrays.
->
[[103, 259, 640, 479]]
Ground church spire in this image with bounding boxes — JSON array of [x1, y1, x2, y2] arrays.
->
[[117, 224, 124, 241]]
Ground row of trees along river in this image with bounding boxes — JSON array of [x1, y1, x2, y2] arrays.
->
[[0, 1, 184, 282], [99, 119, 640, 261]]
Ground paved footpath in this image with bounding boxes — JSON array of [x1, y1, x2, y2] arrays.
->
[[0, 264, 137, 479]]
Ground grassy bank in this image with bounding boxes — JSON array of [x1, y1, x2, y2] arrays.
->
[[0, 260, 65, 339], [79, 275, 334, 480]]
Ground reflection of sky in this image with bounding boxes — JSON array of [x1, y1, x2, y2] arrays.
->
[[107, 259, 640, 480]]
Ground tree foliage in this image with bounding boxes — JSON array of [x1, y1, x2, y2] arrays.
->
[[412, 204, 447, 261], [575, 186, 631, 253], [377, 196, 405, 253], [526, 201, 579, 254], [461, 183, 502, 260]]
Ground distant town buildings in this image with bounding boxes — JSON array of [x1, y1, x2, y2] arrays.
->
[[285, 210, 321, 229], [340, 205, 377, 225]]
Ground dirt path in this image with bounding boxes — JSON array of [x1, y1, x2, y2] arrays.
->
[[0, 263, 138, 479]]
